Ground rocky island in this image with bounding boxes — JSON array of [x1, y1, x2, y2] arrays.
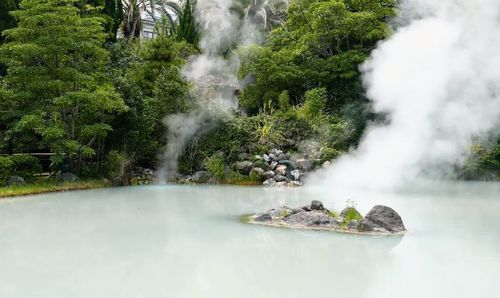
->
[[245, 200, 406, 235]]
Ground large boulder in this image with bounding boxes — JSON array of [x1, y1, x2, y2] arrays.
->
[[8, 175, 26, 186], [191, 171, 210, 183], [357, 205, 405, 233], [283, 211, 336, 227], [235, 161, 253, 175]]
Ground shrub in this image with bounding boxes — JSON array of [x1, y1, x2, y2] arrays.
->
[[104, 151, 131, 186], [0, 157, 14, 185], [297, 88, 328, 131], [254, 114, 286, 148], [205, 154, 225, 182], [9, 155, 42, 180], [278, 90, 291, 111], [321, 147, 343, 162]]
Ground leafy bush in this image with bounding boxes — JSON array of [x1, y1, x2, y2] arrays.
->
[[104, 151, 131, 186], [0, 157, 14, 185], [9, 155, 42, 180], [278, 90, 291, 111], [205, 154, 225, 182], [321, 147, 343, 163], [178, 117, 254, 175], [297, 88, 328, 131], [254, 114, 286, 148]]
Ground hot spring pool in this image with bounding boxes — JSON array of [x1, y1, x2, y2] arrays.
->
[[0, 182, 499, 298]]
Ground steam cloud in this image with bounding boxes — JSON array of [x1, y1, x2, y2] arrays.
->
[[323, 0, 500, 189], [159, 0, 264, 181]]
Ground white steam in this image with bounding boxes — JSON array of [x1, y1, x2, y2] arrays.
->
[[159, 0, 264, 181], [324, 0, 500, 189]]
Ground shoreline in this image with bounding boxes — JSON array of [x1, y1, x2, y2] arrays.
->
[[244, 216, 407, 236], [0, 180, 112, 199]]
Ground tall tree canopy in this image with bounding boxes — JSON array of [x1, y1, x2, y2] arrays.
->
[[238, 0, 397, 113], [0, 0, 127, 169], [176, 0, 198, 45]]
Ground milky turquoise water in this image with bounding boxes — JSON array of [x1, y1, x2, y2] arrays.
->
[[0, 182, 499, 298]]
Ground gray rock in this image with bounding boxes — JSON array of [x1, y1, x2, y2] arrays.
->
[[287, 181, 303, 187], [357, 205, 406, 233], [310, 200, 324, 210], [268, 161, 278, 171], [273, 174, 288, 182], [249, 167, 265, 181], [263, 178, 277, 187], [290, 170, 301, 181], [302, 206, 311, 212], [283, 211, 337, 227], [255, 213, 272, 222], [348, 220, 360, 230], [268, 207, 292, 218], [263, 171, 275, 179], [57, 172, 79, 183], [278, 160, 295, 171], [275, 164, 287, 176], [276, 181, 287, 187], [270, 149, 282, 155], [8, 176, 26, 186], [296, 159, 312, 171], [263, 154, 270, 162], [235, 161, 253, 175], [191, 171, 210, 183], [268, 153, 278, 161], [277, 152, 290, 161], [322, 160, 332, 168], [289, 208, 305, 216]]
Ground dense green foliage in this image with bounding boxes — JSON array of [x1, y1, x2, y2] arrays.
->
[[0, 0, 498, 186], [0, 0, 127, 172], [176, 0, 199, 45]]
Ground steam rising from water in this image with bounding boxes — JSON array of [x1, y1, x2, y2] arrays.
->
[[159, 0, 264, 181], [324, 0, 500, 189]]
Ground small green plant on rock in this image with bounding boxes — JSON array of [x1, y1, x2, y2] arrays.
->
[[327, 210, 338, 218]]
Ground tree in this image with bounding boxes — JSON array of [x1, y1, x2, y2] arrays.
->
[[121, 0, 183, 40], [0, 0, 20, 78], [238, 0, 396, 113], [176, 0, 198, 45], [121, 0, 143, 39], [0, 0, 19, 44], [103, 0, 124, 41], [0, 0, 127, 170]]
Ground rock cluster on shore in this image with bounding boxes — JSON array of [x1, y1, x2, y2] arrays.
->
[[172, 140, 334, 186], [251, 147, 332, 187], [247, 200, 406, 234]]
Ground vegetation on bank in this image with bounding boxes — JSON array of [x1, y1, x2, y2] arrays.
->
[[0, 0, 498, 190], [0, 179, 111, 198]]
